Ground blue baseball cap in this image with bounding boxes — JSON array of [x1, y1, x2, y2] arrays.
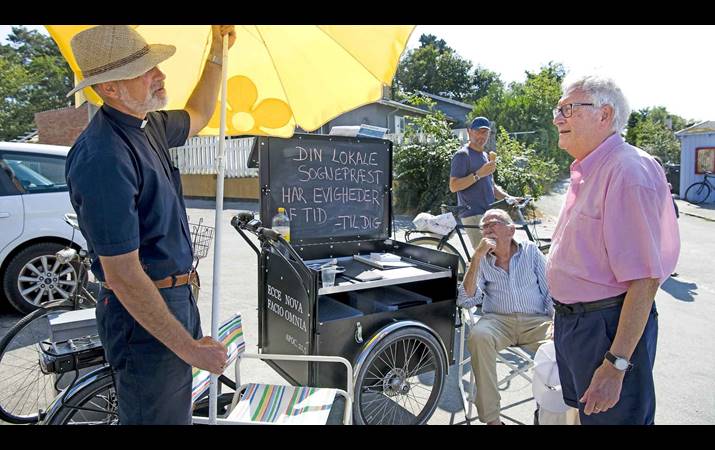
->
[[469, 117, 491, 130]]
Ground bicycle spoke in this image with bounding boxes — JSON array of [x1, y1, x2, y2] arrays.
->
[[366, 393, 391, 424]]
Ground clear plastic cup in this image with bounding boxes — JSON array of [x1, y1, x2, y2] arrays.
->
[[321, 266, 344, 287]]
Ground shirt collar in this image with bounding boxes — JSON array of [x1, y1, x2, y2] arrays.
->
[[102, 104, 148, 129], [571, 133, 623, 179], [485, 239, 523, 264]]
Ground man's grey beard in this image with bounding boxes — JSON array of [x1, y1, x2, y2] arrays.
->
[[118, 83, 168, 114]]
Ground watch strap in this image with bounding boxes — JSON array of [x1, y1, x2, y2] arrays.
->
[[604, 351, 632, 370]]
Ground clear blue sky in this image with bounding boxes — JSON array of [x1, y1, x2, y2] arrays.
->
[[3, 25, 713, 123]]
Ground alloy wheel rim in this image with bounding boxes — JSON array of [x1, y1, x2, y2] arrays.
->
[[17, 255, 78, 306]]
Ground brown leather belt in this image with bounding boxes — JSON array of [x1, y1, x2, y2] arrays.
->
[[101, 271, 197, 292]]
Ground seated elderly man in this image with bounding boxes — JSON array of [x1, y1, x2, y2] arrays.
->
[[458, 208, 554, 425]]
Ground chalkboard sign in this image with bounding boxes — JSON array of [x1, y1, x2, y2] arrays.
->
[[256, 134, 392, 244]]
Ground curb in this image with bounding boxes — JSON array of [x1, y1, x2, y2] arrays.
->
[[680, 211, 715, 222]]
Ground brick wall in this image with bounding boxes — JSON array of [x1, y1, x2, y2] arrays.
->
[[34, 103, 92, 146]]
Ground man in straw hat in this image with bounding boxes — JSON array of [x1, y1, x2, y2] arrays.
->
[[65, 25, 235, 424]]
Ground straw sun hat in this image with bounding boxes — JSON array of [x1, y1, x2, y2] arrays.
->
[[66, 25, 175, 97]]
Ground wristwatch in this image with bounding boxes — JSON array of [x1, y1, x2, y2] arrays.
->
[[604, 351, 632, 371], [473, 172, 481, 182]]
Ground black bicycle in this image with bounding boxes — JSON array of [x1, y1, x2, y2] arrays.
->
[[404, 197, 552, 281], [684, 171, 714, 205], [0, 214, 96, 424], [0, 214, 213, 424]]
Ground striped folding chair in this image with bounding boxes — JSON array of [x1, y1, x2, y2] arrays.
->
[[456, 305, 537, 423], [191, 314, 353, 425]]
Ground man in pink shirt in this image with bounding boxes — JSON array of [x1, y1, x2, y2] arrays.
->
[[546, 76, 679, 425]]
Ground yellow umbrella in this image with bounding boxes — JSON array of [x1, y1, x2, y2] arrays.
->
[[46, 25, 414, 137], [45, 25, 414, 424]]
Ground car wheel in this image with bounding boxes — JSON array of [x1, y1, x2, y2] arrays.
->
[[2, 242, 80, 315]]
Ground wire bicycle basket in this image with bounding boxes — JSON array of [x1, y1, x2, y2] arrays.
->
[[188, 217, 214, 263]]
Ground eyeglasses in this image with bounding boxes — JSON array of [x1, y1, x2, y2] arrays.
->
[[552, 103, 595, 119]]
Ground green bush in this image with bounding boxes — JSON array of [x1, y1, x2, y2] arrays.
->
[[493, 127, 559, 200], [393, 94, 460, 215], [393, 93, 560, 216]]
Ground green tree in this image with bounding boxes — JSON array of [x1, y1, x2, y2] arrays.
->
[[492, 127, 559, 200], [394, 34, 502, 104], [472, 62, 569, 172], [630, 118, 681, 163], [0, 26, 73, 141], [393, 93, 460, 215], [395, 36, 474, 102], [625, 106, 697, 163]]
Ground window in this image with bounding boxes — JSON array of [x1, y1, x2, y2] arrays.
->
[[395, 116, 406, 135], [695, 147, 715, 174], [0, 160, 23, 195], [0, 152, 68, 194]]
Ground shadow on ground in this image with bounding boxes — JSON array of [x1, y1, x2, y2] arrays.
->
[[660, 276, 698, 302]]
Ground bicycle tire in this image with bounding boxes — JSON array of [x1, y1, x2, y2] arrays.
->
[[685, 181, 711, 205], [0, 304, 74, 424], [42, 368, 117, 425], [406, 236, 467, 281], [353, 327, 446, 425]]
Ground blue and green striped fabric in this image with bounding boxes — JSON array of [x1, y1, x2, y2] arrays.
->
[[191, 314, 245, 404], [228, 383, 337, 424]]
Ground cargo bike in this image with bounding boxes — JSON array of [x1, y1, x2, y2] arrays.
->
[[231, 133, 461, 425], [20, 133, 459, 426]]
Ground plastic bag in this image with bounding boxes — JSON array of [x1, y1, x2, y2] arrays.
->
[[412, 212, 457, 236]]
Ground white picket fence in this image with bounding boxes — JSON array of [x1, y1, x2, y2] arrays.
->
[[385, 128, 469, 145], [169, 129, 470, 178], [169, 136, 258, 178]]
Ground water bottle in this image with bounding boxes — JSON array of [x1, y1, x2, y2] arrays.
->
[[272, 207, 291, 242]]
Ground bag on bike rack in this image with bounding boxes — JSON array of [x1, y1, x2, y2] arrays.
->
[[412, 212, 457, 236]]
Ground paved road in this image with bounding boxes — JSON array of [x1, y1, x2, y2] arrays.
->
[[2, 191, 713, 425]]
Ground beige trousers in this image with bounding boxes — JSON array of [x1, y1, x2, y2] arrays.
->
[[466, 313, 552, 423], [461, 215, 483, 252]]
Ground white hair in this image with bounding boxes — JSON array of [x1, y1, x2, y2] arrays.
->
[[480, 208, 514, 225], [563, 75, 630, 134]]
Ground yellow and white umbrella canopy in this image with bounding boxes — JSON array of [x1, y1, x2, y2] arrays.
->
[[46, 25, 415, 138]]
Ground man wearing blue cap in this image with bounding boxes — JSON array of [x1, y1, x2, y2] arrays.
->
[[450, 117, 514, 249]]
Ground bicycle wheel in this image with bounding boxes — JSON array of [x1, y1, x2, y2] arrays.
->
[[685, 181, 711, 205], [353, 327, 446, 425], [406, 237, 466, 281], [42, 368, 117, 425], [0, 304, 73, 424]]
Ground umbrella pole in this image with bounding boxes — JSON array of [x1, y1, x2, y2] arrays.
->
[[209, 34, 229, 425]]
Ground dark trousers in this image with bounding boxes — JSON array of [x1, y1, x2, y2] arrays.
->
[[554, 301, 658, 425], [95, 284, 202, 425]]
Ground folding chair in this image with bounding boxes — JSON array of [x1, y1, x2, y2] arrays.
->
[[456, 305, 536, 423], [191, 314, 353, 425]]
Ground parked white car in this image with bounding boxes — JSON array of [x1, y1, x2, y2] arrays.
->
[[0, 142, 87, 314]]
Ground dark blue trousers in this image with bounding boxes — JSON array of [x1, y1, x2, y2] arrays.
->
[[554, 301, 658, 425], [96, 285, 202, 425]]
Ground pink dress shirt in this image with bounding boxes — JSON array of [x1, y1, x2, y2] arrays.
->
[[546, 134, 680, 303]]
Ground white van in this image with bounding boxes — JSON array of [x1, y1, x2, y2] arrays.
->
[[0, 142, 87, 314]]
